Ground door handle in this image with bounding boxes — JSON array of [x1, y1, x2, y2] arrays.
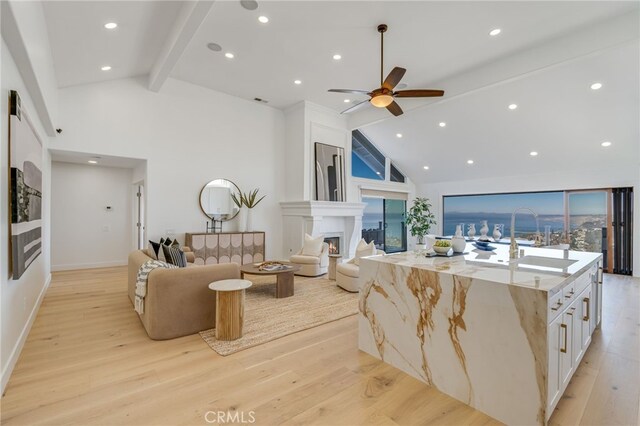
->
[[598, 267, 603, 284], [583, 297, 590, 321], [560, 323, 568, 353]]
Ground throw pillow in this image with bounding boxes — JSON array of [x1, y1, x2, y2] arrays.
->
[[354, 239, 376, 266], [171, 239, 180, 248], [163, 238, 173, 246], [162, 245, 187, 268], [301, 233, 324, 256], [147, 241, 159, 260]]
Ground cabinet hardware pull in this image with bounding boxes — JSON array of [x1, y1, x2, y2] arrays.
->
[[583, 297, 590, 321], [598, 267, 603, 284], [560, 323, 568, 353]]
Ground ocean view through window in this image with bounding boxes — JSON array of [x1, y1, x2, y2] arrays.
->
[[443, 190, 609, 253]]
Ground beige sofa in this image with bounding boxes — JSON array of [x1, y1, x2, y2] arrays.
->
[[336, 250, 385, 292], [128, 249, 240, 340]]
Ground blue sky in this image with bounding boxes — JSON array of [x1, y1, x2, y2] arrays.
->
[[444, 191, 607, 215]]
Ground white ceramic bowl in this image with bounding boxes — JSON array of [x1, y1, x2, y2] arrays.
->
[[433, 245, 451, 254]]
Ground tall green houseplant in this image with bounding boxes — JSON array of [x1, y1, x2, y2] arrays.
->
[[406, 197, 436, 245]]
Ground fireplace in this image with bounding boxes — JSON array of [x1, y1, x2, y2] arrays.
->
[[324, 236, 340, 255]]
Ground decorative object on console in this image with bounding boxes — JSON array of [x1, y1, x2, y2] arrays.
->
[[185, 232, 265, 265], [237, 188, 266, 232], [199, 179, 241, 233], [467, 223, 476, 239], [451, 225, 466, 253], [314, 143, 345, 202], [493, 223, 504, 241], [8, 90, 43, 280], [479, 220, 490, 240], [406, 197, 436, 250]]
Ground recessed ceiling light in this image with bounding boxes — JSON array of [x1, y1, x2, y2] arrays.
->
[[258, 16, 269, 23], [333, 54, 342, 60], [489, 28, 501, 36], [530, 151, 538, 156], [294, 80, 301, 85], [88, 160, 98, 164], [344, 99, 350, 103], [225, 52, 235, 59], [601, 141, 612, 147], [101, 66, 112, 71], [590, 82, 603, 90], [376, 171, 381, 175], [467, 160, 474, 165], [396, 133, 403, 138], [508, 103, 518, 110], [207, 43, 222, 52], [423, 166, 429, 170], [104, 22, 118, 30], [439, 122, 446, 127]]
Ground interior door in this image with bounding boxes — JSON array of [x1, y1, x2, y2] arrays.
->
[[384, 199, 406, 253]]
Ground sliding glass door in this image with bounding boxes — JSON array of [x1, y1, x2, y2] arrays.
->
[[362, 197, 407, 253]]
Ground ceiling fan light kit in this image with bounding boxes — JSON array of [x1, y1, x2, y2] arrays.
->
[[329, 24, 445, 117]]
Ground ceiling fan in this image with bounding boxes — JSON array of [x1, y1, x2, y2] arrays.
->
[[329, 24, 444, 117]]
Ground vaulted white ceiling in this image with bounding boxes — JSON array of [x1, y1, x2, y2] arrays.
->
[[40, 1, 639, 185]]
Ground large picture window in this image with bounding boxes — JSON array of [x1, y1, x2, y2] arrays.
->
[[443, 188, 633, 275]]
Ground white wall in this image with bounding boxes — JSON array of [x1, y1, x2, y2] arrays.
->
[[48, 76, 286, 259], [51, 162, 133, 270], [418, 165, 640, 277], [1, 38, 52, 392]]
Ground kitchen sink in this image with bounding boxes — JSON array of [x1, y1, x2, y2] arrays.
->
[[512, 255, 577, 269]]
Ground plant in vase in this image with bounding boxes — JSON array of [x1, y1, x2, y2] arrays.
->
[[230, 191, 245, 232], [406, 197, 437, 252], [239, 188, 266, 232]]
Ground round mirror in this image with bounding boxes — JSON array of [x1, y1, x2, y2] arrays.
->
[[199, 179, 241, 221]]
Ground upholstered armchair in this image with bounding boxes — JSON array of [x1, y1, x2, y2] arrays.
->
[[290, 242, 329, 277], [336, 249, 385, 292]]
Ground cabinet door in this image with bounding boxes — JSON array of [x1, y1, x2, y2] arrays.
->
[[582, 287, 593, 350], [570, 299, 583, 365], [559, 311, 573, 390], [548, 316, 562, 409]]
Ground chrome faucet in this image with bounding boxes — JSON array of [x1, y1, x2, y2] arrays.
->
[[510, 207, 540, 259]]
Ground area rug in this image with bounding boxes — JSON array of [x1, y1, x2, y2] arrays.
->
[[199, 275, 358, 356]]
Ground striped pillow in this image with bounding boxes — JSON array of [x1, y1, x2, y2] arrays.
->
[[162, 245, 187, 268]]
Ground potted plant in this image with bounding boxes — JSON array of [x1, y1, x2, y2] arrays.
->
[[238, 188, 265, 232], [406, 197, 437, 250]]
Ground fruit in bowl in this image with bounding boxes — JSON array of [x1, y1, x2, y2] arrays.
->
[[433, 240, 452, 254]]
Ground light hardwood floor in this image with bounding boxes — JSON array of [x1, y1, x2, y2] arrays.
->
[[1, 267, 638, 425]]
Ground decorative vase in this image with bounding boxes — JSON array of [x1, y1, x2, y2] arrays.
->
[[479, 220, 489, 240], [493, 224, 503, 241], [245, 208, 253, 232], [451, 226, 466, 253], [467, 224, 476, 240], [237, 208, 247, 232]]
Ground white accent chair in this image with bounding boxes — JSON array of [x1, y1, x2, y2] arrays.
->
[[290, 242, 329, 277], [336, 249, 385, 292]]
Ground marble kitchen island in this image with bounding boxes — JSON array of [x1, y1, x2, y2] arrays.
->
[[358, 244, 602, 425]]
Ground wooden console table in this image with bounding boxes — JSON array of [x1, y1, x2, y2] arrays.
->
[[185, 231, 265, 265]]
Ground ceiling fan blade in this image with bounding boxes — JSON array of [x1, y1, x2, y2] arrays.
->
[[394, 89, 445, 98], [341, 99, 370, 114], [382, 67, 406, 90], [328, 89, 371, 94], [386, 101, 403, 116]]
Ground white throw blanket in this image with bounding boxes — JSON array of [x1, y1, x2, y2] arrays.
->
[[135, 260, 177, 314]]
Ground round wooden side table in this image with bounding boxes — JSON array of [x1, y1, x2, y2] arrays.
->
[[208, 279, 252, 341]]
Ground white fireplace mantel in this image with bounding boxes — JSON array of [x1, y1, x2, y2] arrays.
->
[[280, 201, 366, 259]]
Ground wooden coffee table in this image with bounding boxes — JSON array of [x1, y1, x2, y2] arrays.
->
[[240, 262, 300, 298]]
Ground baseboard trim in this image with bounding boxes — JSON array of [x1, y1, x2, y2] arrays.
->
[[1, 273, 52, 395], [51, 260, 127, 271]]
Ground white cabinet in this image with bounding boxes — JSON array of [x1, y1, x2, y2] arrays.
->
[[548, 314, 562, 409], [581, 286, 593, 349], [559, 310, 574, 389]]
